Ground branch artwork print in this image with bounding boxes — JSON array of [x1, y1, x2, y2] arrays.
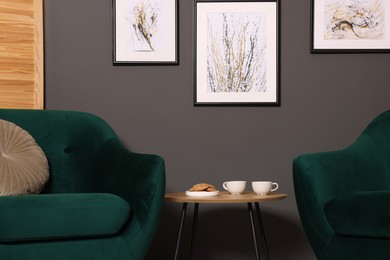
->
[[125, 0, 164, 51], [207, 12, 266, 93], [324, 0, 385, 40]]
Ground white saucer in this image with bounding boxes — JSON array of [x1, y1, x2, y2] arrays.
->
[[185, 190, 219, 197]]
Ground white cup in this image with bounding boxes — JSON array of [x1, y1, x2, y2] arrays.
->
[[223, 181, 246, 195], [252, 181, 278, 195]]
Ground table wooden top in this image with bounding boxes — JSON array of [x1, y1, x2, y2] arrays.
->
[[165, 191, 287, 204]]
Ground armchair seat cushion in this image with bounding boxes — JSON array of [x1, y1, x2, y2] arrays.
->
[[324, 191, 390, 239], [0, 193, 131, 242]]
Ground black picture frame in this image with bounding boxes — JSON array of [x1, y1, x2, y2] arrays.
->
[[113, 0, 179, 64], [311, 0, 390, 53], [194, 0, 280, 107]]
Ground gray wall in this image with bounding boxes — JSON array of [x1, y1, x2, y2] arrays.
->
[[44, 0, 390, 259]]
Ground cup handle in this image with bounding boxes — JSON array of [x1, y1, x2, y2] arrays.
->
[[222, 182, 228, 191], [271, 182, 279, 192]]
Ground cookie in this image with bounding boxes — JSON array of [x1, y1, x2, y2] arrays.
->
[[189, 183, 218, 192], [206, 186, 216, 191], [192, 183, 209, 191]]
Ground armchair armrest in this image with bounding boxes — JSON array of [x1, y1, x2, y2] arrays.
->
[[324, 191, 390, 239], [94, 138, 165, 259]]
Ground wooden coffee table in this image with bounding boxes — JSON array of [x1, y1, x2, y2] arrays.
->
[[165, 191, 287, 260]]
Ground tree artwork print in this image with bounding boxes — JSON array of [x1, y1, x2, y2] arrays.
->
[[324, 0, 385, 40], [207, 12, 267, 93], [195, 1, 279, 105], [126, 0, 164, 52], [114, 0, 177, 63]]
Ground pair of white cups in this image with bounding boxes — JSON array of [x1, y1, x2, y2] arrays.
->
[[222, 181, 279, 195]]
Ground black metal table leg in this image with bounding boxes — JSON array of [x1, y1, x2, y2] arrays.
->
[[248, 203, 261, 260], [189, 203, 199, 260], [255, 203, 270, 260], [173, 201, 272, 260], [174, 203, 188, 260]]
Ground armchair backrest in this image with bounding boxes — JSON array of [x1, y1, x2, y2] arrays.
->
[[362, 110, 390, 181], [0, 109, 117, 194]]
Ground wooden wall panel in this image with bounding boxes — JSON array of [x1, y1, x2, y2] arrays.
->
[[0, 0, 44, 109]]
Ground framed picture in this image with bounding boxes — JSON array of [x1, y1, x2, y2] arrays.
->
[[113, 0, 178, 64], [194, 0, 280, 106], [311, 0, 390, 53]]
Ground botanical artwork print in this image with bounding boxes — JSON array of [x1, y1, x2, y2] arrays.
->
[[125, 0, 164, 51], [324, 0, 385, 40], [207, 13, 266, 93]]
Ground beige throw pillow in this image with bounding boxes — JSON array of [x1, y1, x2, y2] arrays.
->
[[0, 120, 49, 196]]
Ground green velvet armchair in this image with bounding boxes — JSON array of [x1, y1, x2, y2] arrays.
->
[[0, 109, 165, 260], [293, 110, 390, 259]]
